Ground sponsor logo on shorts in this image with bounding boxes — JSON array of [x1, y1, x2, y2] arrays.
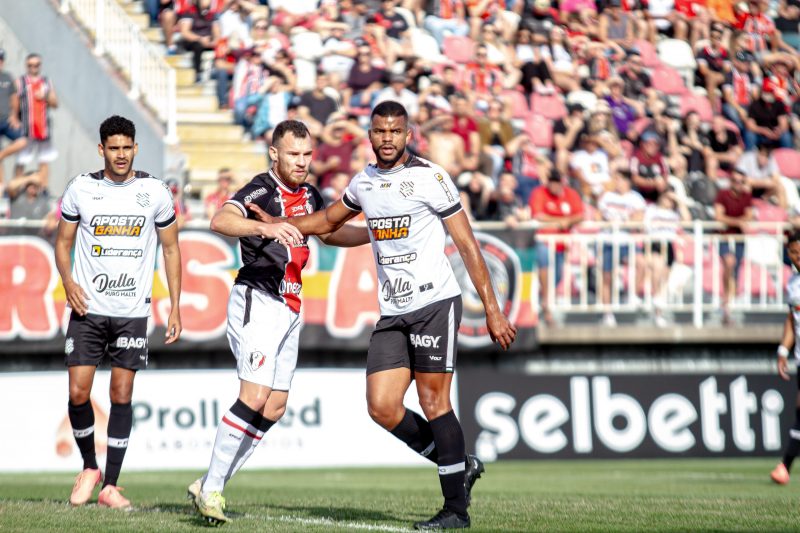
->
[[429, 355, 442, 361], [90, 215, 145, 237], [419, 282, 433, 292], [378, 252, 417, 265], [116, 336, 147, 349], [93, 272, 137, 297], [250, 351, 266, 370], [399, 181, 414, 198], [410, 334, 441, 349], [136, 192, 150, 207], [368, 215, 410, 241], [243, 187, 268, 204], [65, 337, 74, 355], [280, 279, 302, 295], [91, 245, 143, 258], [382, 277, 414, 307], [435, 173, 455, 203]]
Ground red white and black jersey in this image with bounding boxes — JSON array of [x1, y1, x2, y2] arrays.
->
[[225, 170, 324, 314], [17, 75, 53, 141]]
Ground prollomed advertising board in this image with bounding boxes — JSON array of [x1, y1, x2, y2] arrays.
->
[[0, 369, 457, 472]]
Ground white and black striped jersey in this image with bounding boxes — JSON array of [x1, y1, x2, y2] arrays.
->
[[343, 154, 463, 316], [60, 170, 176, 318], [787, 273, 800, 363]]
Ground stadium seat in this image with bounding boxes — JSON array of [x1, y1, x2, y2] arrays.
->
[[679, 94, 713, 122], [408, 28, 446, 63], [752, 198, 788, 224], [502, 89, 529, 119], [651, 67, 688, 96], [738, 261, 778, 299], [530, 93, 567, 120], [524, 114, 553, 149], [773, 148, 800, 180], [630, 117, 653, 137], [442, 35, 475, 64], [657, 39, 697, 87], [634, 39, 661, 68]]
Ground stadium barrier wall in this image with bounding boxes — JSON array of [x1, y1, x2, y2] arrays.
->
[[458, 369, 793, 460], [0, 369, 457, 472]]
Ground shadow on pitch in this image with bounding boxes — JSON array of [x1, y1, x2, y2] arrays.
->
[[268, 503, 404, 523]]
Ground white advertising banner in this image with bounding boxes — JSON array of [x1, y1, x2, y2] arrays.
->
[[0, 369, 458, 472]]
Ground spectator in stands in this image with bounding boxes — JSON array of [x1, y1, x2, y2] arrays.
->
[[374, 73, 420, 121], [297, 71, 339, 138], [14, 53, 58, 190], [554, 102, 586, 176], [631, 130, 670, 203], [321, 171, 350, 205], [0, 49, 26, 186], [167, 178, 191, 229], [677, 111, 708, 176], [604, 76, 640, 139], [714, 167, 754, 324], [424, 112, 476, 186], [598, 0, 634, 48], [310, 112, 365, 189], [465, 44, 506, 104], [585, 101, 622, 158], [705, 114, 743, 179], [529, 169, 584, 326], [250, 51, 296, 138], [722, 50, 760, 134], [744, 79, 793, 149], [737, 143, 788, 208], [204, 168, 235, 219], [451, 93, 482, 173], [319, 25, 357, 87], [571, 133, 611, 201], [176, 0, 222, 82], [620, 50, 653, 102], [7, 171, 51, 220], [737, 0, 785, 55], [598, 170, 646, 327], [458, 169, 494, 221], [424, 0, 470, 47], [344, 41, 386, 110], [647, 0, 689, 42], [695, 23, 729, 110], [231, 49, 267, 130], [147, 0, 180, 55], [212, 4, 260, 109], [477, 99, 517, 181], [486, 172, 530, 226], [777, 0, 800, 50], [340, 0, 370, 41]]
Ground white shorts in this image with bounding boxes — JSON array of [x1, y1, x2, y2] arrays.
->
[[226, 284, 301, 391], [16, 139, 58, 166]]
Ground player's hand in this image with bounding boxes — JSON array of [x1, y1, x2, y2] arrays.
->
[[778, 355, 791, 381], [246, 201, 275, 223], [165, 308, 182, 345], [64, 280, 89, 316], [260, 221, 303, 247], [487, 309, 517, 351]]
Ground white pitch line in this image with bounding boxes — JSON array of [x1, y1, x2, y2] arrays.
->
[[271, 515, 412, 532]]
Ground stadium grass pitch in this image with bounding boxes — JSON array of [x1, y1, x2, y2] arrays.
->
[[0, 458, 798, 532]]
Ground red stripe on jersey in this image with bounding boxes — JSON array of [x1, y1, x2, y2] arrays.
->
[[222, 416, 262, 440], [277, 186, 313, 314]]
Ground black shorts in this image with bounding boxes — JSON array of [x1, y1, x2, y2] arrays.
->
[[650, 242, 675, 266], [367, 296, 462, 375], [64, 312, 149, 370]]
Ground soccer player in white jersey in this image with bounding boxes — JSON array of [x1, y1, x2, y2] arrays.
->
[[188, 120, 370, 524], [268, 101, 517, 530], [770, 231, 800, 485], [54, 115, 182, 509]]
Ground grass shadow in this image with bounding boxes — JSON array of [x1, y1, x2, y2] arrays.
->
[[266, 503, 405, 523]]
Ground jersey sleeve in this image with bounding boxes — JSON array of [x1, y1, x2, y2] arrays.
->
[[424, 168, 462, 219], [60, 177, 81, 223], [342, 174, 363, 212], [154, 182, 177, 228], [226, 181, 267, 216]]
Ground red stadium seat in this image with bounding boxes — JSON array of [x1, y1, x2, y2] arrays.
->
[[530, 93, 567, 120], [503, 89, 529, 119], [631, 117, 653, 137], [635, 39, 662, 68], [525, 115, 553, 149], [773, 148, 800, 180], [651, 67, 688, 96], [752, 198, 788, 224], [738, 262, 778, 298], [679, 94, 713, 122], [442, 35, 475, 64]]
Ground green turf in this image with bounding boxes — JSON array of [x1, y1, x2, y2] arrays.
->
[[0, 459, 797, 532]]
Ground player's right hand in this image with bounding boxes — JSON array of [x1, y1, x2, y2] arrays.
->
[[246, 202, 274, 223], [64, 280, 90, 316], [778, 355, 791, 381], [260, 221, 303, 247], [487, 310, 517, 351]]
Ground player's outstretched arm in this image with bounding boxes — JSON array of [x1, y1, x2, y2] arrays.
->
[[247, 199, 358, 237], [54, 218, 89, 316], [444, 210, 517, 350], [778, 311, 795, 381], [158, 222, 182, 344], [211, 203, 303, 246], [318, 222, 370, 247]]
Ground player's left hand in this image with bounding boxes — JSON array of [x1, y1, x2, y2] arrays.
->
[[165, 309, 182, 345], [778, 355, 791, 381], [246, 202, 274, 223], [487, 309, 517, 351]]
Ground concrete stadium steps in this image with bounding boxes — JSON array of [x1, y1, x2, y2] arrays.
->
[[175, 68, 198, 87], [177, 110, 234, 124], [177, 95, 219, 113], [182, 141, 264, 155], [184, 149, 266, 172], [191, 167, 268, 190], [177, 123, 244, 142]]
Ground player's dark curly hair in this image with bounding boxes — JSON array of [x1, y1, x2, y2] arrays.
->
[[371, 100, 408, 122], [272, 120, 310, 146], [99, 115, 136, 144], [788, 231, 800, 246]]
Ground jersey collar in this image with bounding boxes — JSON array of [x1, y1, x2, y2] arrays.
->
[[267, 169, 301, 193]]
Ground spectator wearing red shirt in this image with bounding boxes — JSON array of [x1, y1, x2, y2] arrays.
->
[[310, 112, 366, 189], [714, 168, 754, 323], [204, 168, 235, 219], [722, 50, 759, 133], [451, 93, 481, 172], [630, 131, 669, 203], [737, 0, 781, 54], [529, 169, 584, 325], [465, 44, 504, 100]]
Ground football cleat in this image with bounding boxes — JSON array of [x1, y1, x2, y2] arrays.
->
[[771, 463, 790, 485], [464, 454, 485, 507], [187, 478, 202, 502], [195, 491, 229, 526], [414, 508, 470, 530], [97, 484, 132, 510], [69, 467, 102, 506]]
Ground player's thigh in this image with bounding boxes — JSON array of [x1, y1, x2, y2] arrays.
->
[[366, 315, 410, 376], [65, 312, 109, 368], [272, 312, 302, 392], [366, 367, 413, 414], [106, 316, 149, 371], [407, 295, 462, 374]]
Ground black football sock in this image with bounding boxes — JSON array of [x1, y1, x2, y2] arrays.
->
[[783, 408, 800, 470], [68, 400, 98, 470], [389, 408, 439, 463], [104, 402, 133, 487], [429, 410, 467, 518]]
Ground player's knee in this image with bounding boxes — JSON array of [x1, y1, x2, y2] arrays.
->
[[69, 385, 91, 405], [263, 403, 287, 421], [367, 400, 402, 429], [109, 385, 133, 404], [418, 394, 451, 420]]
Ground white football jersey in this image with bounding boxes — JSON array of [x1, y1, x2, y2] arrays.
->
[[60, 170, 176, 318], [787, 273, 800, 362], [343, 155, 463, 316]]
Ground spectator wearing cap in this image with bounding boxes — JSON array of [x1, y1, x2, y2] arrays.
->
[[310, 112, 365, 189], [554, 102, 586, 176], [714, 167, 753, 324], [424, 0, 470, 47], [736, 142, 788, 207], [705, 114, 744, 179], [571, 132, 611, 200], [529, 169, 584, 326], [695, 23, 729, 110], [374, 75, 420, 121], [763, 54, 798, 107], [631, 130, 670, 203], [722, 49, 761, 134], [297, 72, 339, 138], [744, 78, 793, 149], [586, 100, 622, 159], [0, 49, 26, 187], [204, 168, 236, 219]]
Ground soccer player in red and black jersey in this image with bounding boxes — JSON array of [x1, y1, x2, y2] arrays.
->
[[188, 120, 369, 524]]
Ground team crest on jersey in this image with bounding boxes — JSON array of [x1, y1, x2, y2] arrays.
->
[[435, 174, 455, 203], [65, 337, 74, 355], [136, 192, 151, 207], [368, 215, 411, 240], [399, 181, 414, 198], [250, 351, 266, 370], [90, 215, 145, 237]]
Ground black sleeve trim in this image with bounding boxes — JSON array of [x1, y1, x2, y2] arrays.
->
[[155, 214, 177, 228], [342, 192, 362, 212], [439, 203, 463, 220], [62, 212, 80, 222]]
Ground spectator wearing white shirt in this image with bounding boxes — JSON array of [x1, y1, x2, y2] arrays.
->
[[374, 73, 420, 121], [736, 143, 787, 208], [570, 133, 611, 201]]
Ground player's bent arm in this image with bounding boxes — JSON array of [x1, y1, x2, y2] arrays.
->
[[318, 223, 370, 247], [289, 199, 359, 236], [158, 223, 182, 344], [211, 203, 302, 243], [55, 218, 89, 316]]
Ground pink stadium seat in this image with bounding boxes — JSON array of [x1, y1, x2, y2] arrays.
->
[[752, 198, 788, 224], [631, 118, 653, 137], [738, 262, 778, 298], [442, 35, 475, 64], [635, 39, 661, 68], [773, 148, 800, 180], [620, 140, 635, 159], [530, 93, 567, 120], [679, 94, 713, 122], [651, 67, 688, 96], [503, 89, 529, 119], [525, 115, 553, 149]]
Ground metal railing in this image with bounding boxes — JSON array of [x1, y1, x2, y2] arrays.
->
[[59, 0, 177, 143]]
